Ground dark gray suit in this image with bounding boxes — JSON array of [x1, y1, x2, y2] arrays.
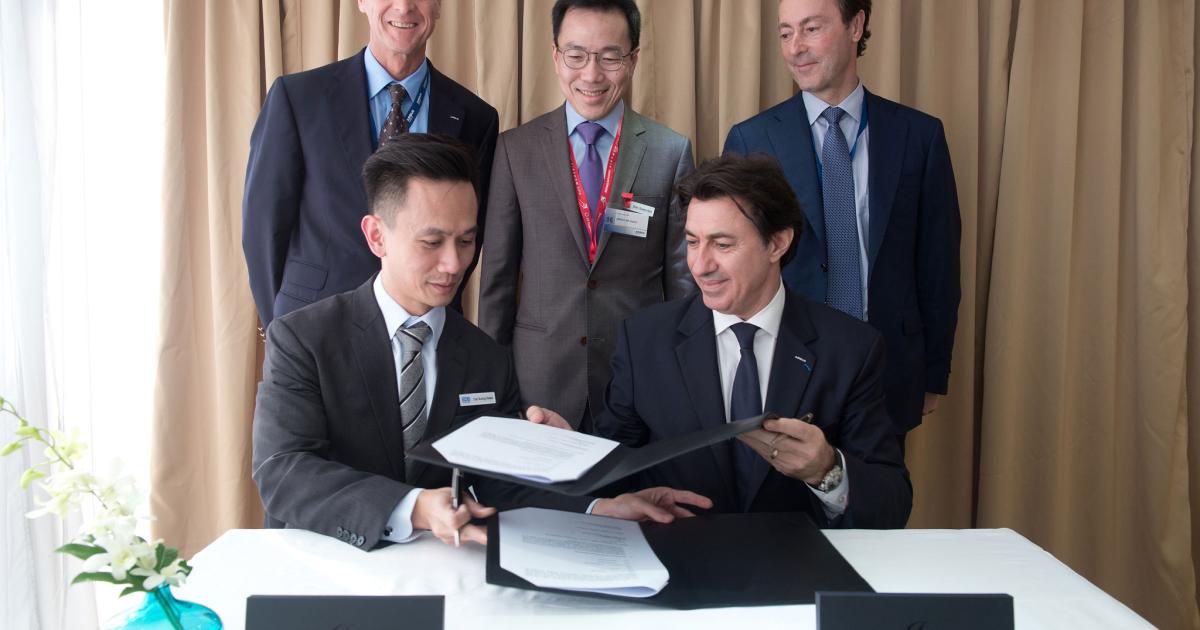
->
[[479, 105, 696, 428], [252, 277, 589, 550]]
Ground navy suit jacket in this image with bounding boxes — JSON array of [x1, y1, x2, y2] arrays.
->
[[724, 89, 961, 433], [243, 50, 499, 327], [594, 290, 912, 529]]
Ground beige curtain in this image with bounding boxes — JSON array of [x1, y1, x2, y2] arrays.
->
[[154, 1, 1199, 627]]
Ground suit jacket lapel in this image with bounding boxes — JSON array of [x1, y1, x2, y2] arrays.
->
[[594, 108, 647, 263], [538, 106, 591, 265], [674, 297, 739, 506], [330, 50, 373, 211], [770, 93, 824, 247], [425, 62, 465, 138], [866, 90, 904, 271], [743, 291, 819, 505], [348, 279, 406, 481]]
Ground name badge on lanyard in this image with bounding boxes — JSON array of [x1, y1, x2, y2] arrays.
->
[[568, 118, 624, 264]]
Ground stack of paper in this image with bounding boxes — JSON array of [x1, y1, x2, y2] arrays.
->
[[431, 416, 618, 483], [498, 507, 669, 598]]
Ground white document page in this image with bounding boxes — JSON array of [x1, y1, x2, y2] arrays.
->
[[499, 507, 669, 598], [431, 416, 619, 483]]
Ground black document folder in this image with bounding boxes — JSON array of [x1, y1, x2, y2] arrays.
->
[[485, 511, 873, 609], [407, 414, 765, 495]]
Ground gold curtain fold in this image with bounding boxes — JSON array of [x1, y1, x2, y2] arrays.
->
[[153, 1, 1200, 626]]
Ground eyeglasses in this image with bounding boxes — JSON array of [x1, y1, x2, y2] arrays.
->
[[556, 46, 636, 71]]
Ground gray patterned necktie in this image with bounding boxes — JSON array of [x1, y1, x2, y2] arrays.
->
[[397, 320, 432, 478], [379, 83, 409, 148], [820, 107, 864, 320]]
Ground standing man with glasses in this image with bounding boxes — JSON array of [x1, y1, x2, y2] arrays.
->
[[480, 0, 696, 432], [724, 0, 961, 451], [243, 0, 499, 334]]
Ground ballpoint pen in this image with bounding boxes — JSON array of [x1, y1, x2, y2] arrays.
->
[[451, 467, 462, 547]]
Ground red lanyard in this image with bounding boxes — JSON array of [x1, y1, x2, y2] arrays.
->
[[568, 117, 623, 264]]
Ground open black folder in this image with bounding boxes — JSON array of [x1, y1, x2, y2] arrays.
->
[[406, 414, 766, 495], [486, 511, 873, 609]]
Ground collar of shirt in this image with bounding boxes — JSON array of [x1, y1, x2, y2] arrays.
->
[[372, 274, 445, 349], [364, 49, 430, 103], [711, 280, 786, 339], [565, 99, 624, 139], [802, 80, 865, 129]]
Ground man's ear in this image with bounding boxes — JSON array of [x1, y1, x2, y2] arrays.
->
[[361, 214, 388, 258], [768, 226, 794, 263]]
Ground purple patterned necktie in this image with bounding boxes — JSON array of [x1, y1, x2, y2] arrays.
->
[[576, 121, 606, 222]]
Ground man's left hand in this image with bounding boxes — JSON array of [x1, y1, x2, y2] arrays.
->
[[738, 417, 836, 486], [923, 392, 940, 416]]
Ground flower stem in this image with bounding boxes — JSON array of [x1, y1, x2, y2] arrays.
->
[[152, 588, 185, 630]]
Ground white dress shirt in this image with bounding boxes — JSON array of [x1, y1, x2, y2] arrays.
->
[[711, 281, 849, 517], [803, 82, 870, 318], [373, 275, 446, 542]]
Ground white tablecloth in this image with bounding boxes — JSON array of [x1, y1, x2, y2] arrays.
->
[[176, 527, 1151, 629]]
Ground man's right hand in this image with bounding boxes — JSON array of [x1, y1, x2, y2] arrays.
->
[[592, 487, 713, 523], [524, 405, 572, 430], [411, 487, 495, 546]]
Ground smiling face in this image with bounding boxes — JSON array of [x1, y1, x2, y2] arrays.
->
[[361, 177, 477, 315], [778, 0, 863, 105], [685, 196, 792, 320], [359, 0, 440, 76], [552, 7, 638, 121]]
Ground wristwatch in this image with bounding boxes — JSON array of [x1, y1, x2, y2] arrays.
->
[[814, 450, 844, 493]]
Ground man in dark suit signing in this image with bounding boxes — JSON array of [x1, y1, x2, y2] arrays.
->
[[252, 135, 708, 551], [585, 154, 911, 528], [243, 0, 498, 330], [724, 0, 961, 448]]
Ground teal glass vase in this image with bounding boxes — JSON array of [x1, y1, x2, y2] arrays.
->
[[100, 586, 222, 630]]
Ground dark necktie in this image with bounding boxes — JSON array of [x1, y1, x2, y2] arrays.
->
[[379, 83, 408, 148], [730, 322, 766, 510], [820, 107, 864, 320], [576, 121, 605, 222], [397, 320, 431, 479]]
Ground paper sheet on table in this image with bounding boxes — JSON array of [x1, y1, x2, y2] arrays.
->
[[499, 507, 668, 598], [431, 416, 619, 483]]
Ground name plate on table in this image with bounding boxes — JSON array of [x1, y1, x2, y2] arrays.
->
[[246, 595, 444, 630], [817, 592, 1014, 630]]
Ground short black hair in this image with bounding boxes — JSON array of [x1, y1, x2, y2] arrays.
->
[[552, 0, 641, 50], [835, 0, 872, 57], [675, 154, 806, 266], [361, 134, 478, 225]]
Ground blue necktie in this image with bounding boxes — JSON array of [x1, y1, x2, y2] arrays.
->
[[820, 107, 864, 320], [730, 322, 766, 510], [576, 121, 605, 223]]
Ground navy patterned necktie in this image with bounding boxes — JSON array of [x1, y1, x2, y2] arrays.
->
[[397, 320, 431, 479], [379, 83, 408, 148], [730, 322, 767, 510], [820, 107, 864, 320]]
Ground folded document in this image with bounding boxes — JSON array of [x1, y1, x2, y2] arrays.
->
[[431, 416, 619, 483]]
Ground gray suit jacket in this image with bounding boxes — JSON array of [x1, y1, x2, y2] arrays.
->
[[479, 105, 696, 427], [252, 277, 590, 550]]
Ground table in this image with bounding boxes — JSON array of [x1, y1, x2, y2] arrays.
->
[[177, 528, 1151, 629]]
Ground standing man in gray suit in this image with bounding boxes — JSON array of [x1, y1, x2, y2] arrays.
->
[[480, 0, 696, 432]]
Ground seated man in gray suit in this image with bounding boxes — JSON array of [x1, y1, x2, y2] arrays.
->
[[480, 0, 696, 433], [252, 134, 707, 550]]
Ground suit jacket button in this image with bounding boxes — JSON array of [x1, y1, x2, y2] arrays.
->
[[356, 535, 365, 546], [579, 336, 588, 346], [336, 526, 344, 535], [587, 279, 598, 290], [821, 263, 829, 272]]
